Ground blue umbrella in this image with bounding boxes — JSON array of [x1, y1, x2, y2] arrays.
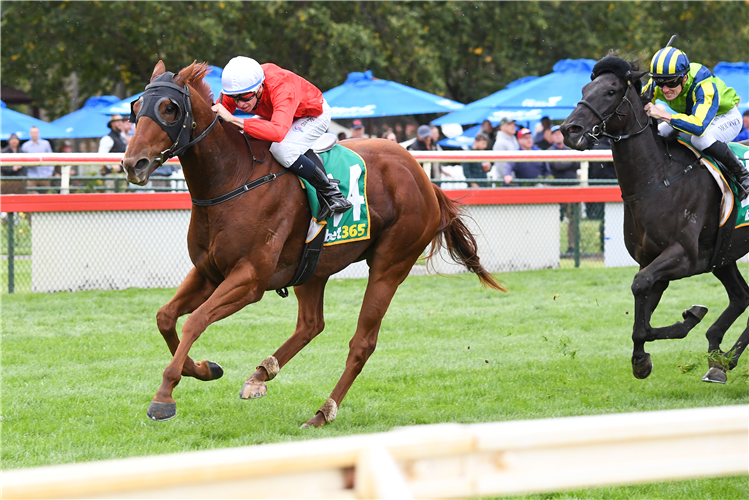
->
[[50, 96, 121, 139], [434, 60, 596, 128], [713, 62, 748, 110], [102, 65, 225, 115], [1, 101, 68, 140], [323, 70, 464, 119]]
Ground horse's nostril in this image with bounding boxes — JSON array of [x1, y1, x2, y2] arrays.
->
[[134, 158, 150, 173]]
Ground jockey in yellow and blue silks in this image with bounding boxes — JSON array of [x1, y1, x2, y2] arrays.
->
[[642, 47, 748, 199]]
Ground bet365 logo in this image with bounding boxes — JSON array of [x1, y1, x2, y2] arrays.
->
[[325, 163, 366, 242]]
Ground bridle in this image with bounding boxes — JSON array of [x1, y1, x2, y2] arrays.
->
[[129, 71, 220, 168], [577, 74, 650, 144]]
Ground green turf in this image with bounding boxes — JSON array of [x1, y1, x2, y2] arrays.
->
[[2, 266, 747, 498]]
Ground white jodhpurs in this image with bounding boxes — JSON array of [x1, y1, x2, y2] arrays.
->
[[658, 105, 743, 150], [269, 100, 332, 168]]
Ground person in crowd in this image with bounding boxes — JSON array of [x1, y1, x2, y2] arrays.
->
[[547, 125, 581, 254], [547, 125, 579, 180], [337, 131, 347, 141], [1, 133, 26, 194], [211, 55, 351, 219], [1, 133, 25, 176], [490, 117, 519, 182], [504, 128, 550, 185], [407, 124, 436, 179], [735, 109, 749, 143], [534, 116, 552, 150], [462, 132, 491, 188], [480, 119, 496, 149], [351, 119, 365, 139], [98, 114, 127, 175], [405, 123, 418, 140], [394, 122, 405, 142], [429, 125, 444, 179], [381, 131, 398, 142], [643, 46, 748, 199], [20, 126, 54, 193]]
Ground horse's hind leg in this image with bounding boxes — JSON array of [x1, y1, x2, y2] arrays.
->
[[702, 263, 749, 383], [301, 243, 425, 428], [156, 267, 220, 382], [240, 276, 328, 399]]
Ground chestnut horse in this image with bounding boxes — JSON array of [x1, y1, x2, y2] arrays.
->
[[122, 61, 504, 427], [561, 56, 749, 383]]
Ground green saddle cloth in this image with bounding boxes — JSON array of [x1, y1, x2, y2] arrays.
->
[[678, 138, 749, 228], [300, 144, 370, 246]]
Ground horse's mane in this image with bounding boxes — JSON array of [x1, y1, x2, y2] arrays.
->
[[591, 55, 643, 94], [176, 62, 214, 104]]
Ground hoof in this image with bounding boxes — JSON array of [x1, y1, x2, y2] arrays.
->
[[702, 366, 727, 384], [207, 361, 224, 380], [300, 412, 326, 429], [632, 353, 653, 379], [147, 401, 176, 421], [239, 379, 267, 399], [682, 305, 708, 322]]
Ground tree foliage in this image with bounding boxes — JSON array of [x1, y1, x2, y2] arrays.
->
[[2, 1, 748, 119]]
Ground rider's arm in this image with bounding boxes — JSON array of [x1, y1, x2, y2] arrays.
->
[[241, 87, 296, 143], [669, 82, 720, 137]]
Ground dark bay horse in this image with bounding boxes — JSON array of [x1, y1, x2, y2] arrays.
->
[[561, 56, 748, 383], [122, 61, 504, 427]]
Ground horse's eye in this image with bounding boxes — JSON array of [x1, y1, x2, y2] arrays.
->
[[608, 90, 617, 96], [165, 104, 176, 114]]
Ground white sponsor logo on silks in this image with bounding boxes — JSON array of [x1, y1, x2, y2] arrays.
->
[[521, 96, 563, 107], [329, 104, 377, 118], [435, 99, 464, 110]]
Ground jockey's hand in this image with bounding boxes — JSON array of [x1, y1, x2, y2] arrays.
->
[[211, 103, 233, 121], [644, 103, 671, 123]]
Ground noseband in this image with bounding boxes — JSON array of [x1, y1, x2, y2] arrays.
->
[[577, 76, 649, 144], [130, 72, 219, 167]]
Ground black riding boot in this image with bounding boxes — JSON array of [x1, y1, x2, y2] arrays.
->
[[308, 165, 353, 220], [704, 142, 749, 201]]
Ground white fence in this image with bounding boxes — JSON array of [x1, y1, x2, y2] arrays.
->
[[3, 405, 746, 499]]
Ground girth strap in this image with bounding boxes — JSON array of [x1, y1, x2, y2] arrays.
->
[[621, 164, 695, 205], [191, 170, 288, 206]]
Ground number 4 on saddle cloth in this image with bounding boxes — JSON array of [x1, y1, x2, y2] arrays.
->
[[276, 142, 370, 298]]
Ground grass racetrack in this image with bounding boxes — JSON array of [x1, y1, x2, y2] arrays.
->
[[2, 266, 747, 498]]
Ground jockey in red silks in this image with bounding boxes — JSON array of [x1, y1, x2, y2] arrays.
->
[[211, 56, 352, 219]]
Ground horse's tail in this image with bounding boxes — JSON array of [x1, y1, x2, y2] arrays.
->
[[427, 185, 506, 292]]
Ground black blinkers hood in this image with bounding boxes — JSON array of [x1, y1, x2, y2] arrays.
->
[[130, 72, 193, 146]]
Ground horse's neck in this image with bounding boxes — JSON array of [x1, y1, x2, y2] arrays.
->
[[611, 114, 669, 198], [179, 119, 261, 201]]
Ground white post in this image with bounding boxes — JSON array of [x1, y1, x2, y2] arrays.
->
[[60, 166, 71, 194]]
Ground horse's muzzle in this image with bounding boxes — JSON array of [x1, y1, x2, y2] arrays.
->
[[560, 122, 589, 151], [123, 157, 156, 185]]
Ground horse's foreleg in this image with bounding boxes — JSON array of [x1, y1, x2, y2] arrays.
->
[[630, 244, 693, 379], [148, 265, 264, 421], [156, 267, 219, 381], [702, 264, 749, 383], [240, 276, 329, 399]]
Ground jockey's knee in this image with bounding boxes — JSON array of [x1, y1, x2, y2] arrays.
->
[[691, 135, 716, 151]]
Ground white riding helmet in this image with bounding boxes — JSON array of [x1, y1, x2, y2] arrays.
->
[[222, 56, 265, 95]]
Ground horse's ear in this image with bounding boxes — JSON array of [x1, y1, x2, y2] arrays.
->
[[175, 60, 197, 87], [151, 61, 166, 83]]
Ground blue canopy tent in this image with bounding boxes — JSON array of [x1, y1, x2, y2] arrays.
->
[[1, 101, 68, 141], [50, 96, 121, 139], [434, 60, 596, 132], [713, 62, 748, 111], [323, 70, 464, 119], [102, 65, 226, 115]]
